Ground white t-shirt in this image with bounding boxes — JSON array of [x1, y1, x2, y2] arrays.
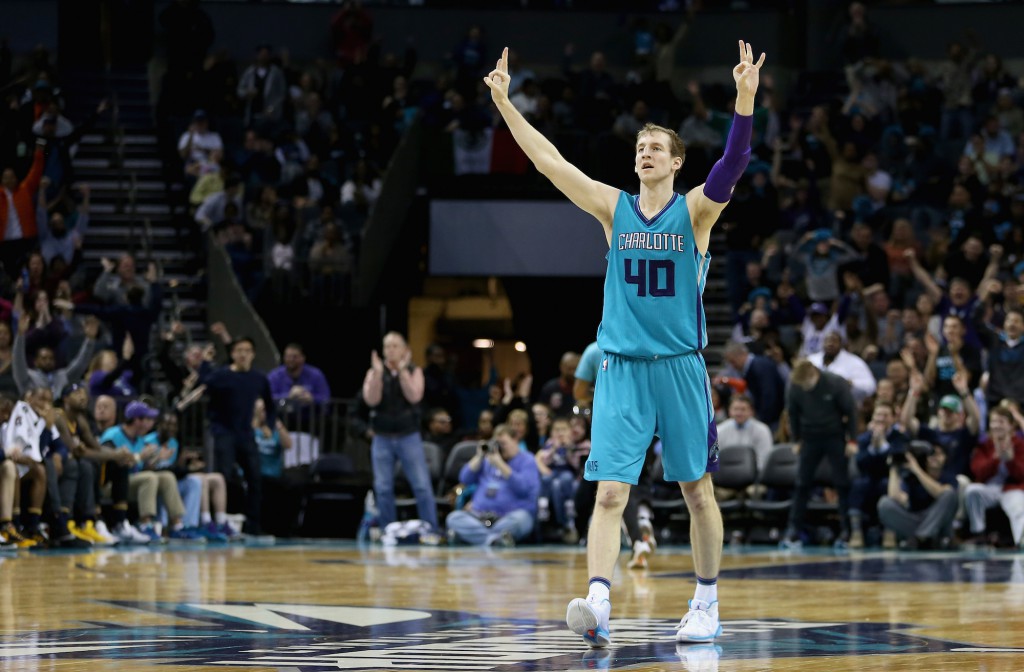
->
[[178, 129, 224, 165], [2, 401, 47, 476]]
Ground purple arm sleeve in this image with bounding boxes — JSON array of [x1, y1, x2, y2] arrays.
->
[[702, 112, 753, 204]]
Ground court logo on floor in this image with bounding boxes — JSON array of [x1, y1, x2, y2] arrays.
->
[[1, 603, 1021, 669]]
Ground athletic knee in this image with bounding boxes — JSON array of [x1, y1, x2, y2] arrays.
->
[[595, 482, 630, 512], [681, 475, 715, 512]]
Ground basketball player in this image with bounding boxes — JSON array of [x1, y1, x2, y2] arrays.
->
[[484, 41, 764, 646]]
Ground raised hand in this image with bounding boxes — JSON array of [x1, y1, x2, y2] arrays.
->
[[483, 47, 511, 105], [733, 40, 766, 100], [370, 349, 384, 374], [122, 332, 135, 362], [952, 370, 970, 397]]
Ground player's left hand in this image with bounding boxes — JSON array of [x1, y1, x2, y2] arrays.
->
[[733, 40, 766, 99]]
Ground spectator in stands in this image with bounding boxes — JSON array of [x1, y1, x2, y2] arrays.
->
[[850, 403, 909, 548], [237, 45, 287, 128], [309, 223, 352, 303], [339, 159, 382, 221], [13, 313, 98, 398], [807, 331, 877, 404], [847, 220, 890, 289], [510, 78, 541, 121], [195, 174, 244, 232], [100, 400, 196, 542], [721, 341, 785, 428], [538, 351, 579, 416], [17, 285, 65, 358], [451, 25, 487, 93], [536, 416, 579, 544], [362, 331, 438, 532], [793, 229, 861, 303], [178, 109, 223, 177], [155, 321, 203, 399], [925, 315, 982, 401], [532, 402, 553, 447], [84, 336, 136, 400], [717, 393, 774, 473], [198, 336, 275, 535], [254, 396, 294, 536], [423, 343, 459, 424], [26, 389, 94, 550], [92, 394, 118, 434], [144, 411, 237, 540], [973, 295, 1024, 409], [782, 360, 858, 548], [445, 423, 539, 547], [906, 249, 983, 349], [900, 370, 979, 479], [38, 182, 88, 269], [54, 383, 122, 545], [0, 137, 45, 275], [188, 149, 225, 207], [963, 407, 1024, 548], [878, 441, 958, 549], [93, 254, 152, 306], [799, 302, 843, 358], [268, 343, 330, 404], [76, 264, 163, 385], [1, 393, 52, 547], [422, 407, 457, 455]]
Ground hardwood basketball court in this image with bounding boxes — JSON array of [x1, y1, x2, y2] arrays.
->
[[2, 542, 1022, 671]]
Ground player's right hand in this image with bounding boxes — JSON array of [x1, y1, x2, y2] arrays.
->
[[483, 47, 511, 105]]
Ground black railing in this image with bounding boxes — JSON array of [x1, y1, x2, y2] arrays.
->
[[178, 397, 357, 469]]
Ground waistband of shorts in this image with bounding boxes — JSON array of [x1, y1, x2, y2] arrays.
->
[[604, 349, 702, 362]]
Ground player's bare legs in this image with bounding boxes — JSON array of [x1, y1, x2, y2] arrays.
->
[[588, 481, 630, 577], [677, 473, 724, 641], [566, 480, 629, 647]]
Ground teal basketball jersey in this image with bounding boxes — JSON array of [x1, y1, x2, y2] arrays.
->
[[596, 191, 710, 358]]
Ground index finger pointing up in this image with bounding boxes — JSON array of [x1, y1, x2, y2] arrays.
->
[[738, 39, 746, 62], [502, 46, 509, 73]]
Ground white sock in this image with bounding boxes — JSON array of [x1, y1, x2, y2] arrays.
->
[[215, 512, 227, 525], [693, 581, 717, 605], [201, 512, 212, 524], [587, 579, 610, 603]]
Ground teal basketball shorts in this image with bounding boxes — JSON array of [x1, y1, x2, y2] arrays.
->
[[585, 351, 720, 484]]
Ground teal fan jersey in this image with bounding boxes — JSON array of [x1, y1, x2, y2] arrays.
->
[[596, 191, 710, 358]]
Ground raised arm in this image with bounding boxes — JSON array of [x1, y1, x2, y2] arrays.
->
[[905, 249, 943, 304], [686, 41, 764, 251], [485, 48, 619, 239], [900, 371, 924, 436]]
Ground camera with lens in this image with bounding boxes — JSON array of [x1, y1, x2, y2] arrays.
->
[[888, 440, 933, 468], [479, 440, 498, 455]]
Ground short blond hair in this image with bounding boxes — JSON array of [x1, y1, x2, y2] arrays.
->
[[493, 423, 515, 439], [636, 123, 687, 177], [790, 359, 820, 388]]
